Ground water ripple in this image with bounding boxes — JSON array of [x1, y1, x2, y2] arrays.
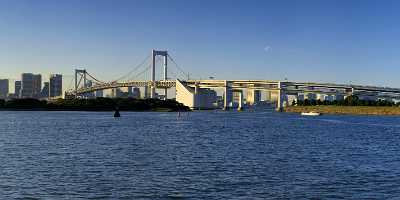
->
[[1, 111, 400, 199]]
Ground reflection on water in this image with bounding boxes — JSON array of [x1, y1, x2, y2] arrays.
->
[[1, 111, 400, 199]]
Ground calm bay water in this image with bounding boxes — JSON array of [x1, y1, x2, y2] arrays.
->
[[1, 111, 400, 199]]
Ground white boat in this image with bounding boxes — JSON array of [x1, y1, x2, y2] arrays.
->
[[301, 112, 321, 116]]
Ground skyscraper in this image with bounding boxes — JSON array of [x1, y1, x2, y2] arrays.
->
[[21, 73, 42, 98], [132, 87, 140, 98], [84, 80, 95, 98], [143, 85, 150, 99], [49, 74, 62, 97], [41, 82, 50, 98], [95, 90, 104, 98], [15, 81, 21, 98], [0, 79, 9, 98], [32, 74, 42, 97], [111, 88, 123, 98]]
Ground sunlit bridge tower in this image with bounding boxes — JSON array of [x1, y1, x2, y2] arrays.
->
[[151, 50, 168, 99], [74, 69, 87, 98]]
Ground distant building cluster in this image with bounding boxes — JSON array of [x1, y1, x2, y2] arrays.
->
[[0, 73, 63, 99], [108, 87, 142, 98], [73, 82, 143, 99]]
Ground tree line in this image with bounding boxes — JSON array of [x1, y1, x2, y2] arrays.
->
[[0, 98, 190, 111], [293, 95, 398, 107]]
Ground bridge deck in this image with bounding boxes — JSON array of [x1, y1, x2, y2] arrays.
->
[[66, 79, 400, 96]]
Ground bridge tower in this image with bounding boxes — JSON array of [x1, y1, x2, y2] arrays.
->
[[151, 50, 168, 99], [74, 69, 87, 98]]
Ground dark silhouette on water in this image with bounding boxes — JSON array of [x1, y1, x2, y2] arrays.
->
[[114, 107, 121, 118]]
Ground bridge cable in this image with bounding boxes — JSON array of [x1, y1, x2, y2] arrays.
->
[[66, 76, 75, 90], [130, 64, 152, 80], [85, 71, 106, 84], [167, 54, 189, 80], [113, 54, 151, 82], [129, 55, 161, 81], [167, 55, 186, 75], [168, 67, 179, 80], [130, 56, 158, 80], [76, 75, 83, 89]]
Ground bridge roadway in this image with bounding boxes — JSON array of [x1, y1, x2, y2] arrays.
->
[[67, 79, 400, 96], [68, 80, 281, 96]]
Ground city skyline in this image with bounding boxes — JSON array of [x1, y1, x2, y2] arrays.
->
[[0, 72, 63, 98], [1, 0, 400, 88]]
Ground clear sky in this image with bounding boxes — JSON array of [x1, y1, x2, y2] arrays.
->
[[1, 0, 400, 90]]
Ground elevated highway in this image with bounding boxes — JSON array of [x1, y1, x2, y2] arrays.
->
[[66, 78, 400, 110]]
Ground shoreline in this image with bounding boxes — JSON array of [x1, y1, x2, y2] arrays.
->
[[0, 98, 191, 112], [0, 108, 189, 112], [284, 106, 400, 116]]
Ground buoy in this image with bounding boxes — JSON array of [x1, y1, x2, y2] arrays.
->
[[114, 108, 121, 118]]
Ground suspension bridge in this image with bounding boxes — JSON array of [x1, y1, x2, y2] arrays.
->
[[65, 49, 400, 110]]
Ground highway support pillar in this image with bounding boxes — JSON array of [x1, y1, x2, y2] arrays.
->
[[194, 82, 200, 110], [276, 81, 285, 112], [237, 90, 244, 111], [223, 81, 232, 110]]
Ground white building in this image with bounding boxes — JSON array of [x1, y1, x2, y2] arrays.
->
[[176, 80, 217, 109], [287, 95, 297, 105]]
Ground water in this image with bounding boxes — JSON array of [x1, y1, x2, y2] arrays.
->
[[1, 111, 400, 199]]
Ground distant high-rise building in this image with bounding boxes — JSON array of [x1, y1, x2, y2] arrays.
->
[[127, 87, 140, 98], [41, 82, 50, 98], [49, 74, 62, 97], [95, 90, 104, 98], [132, 87, 140, 98], [0, 79, 9, 98], [84, 80, 95, 98], [33, 74, 42, 97], [143, 86, 150, 99], [15, 81, 21, 98], [21, 73, 41, 98], [127, 86, 133, 96], [111, 88, 123, 98]]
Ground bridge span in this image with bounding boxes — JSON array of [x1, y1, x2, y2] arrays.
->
[[65, 49, 400, 110], [66, 77, 400, 110]]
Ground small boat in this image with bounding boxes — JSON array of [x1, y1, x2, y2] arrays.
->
[[301, 111, 321, 116]]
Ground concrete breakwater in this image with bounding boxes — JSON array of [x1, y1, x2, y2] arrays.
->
[[285, 106, 400, 115]]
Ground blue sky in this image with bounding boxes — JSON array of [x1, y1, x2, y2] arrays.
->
[[1, 0, 400, 89]]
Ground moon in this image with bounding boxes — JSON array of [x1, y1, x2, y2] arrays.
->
[[264, 46, 271, 52]]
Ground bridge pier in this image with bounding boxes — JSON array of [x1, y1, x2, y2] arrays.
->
[[276, 81, 288, 112], [74, 69, 87, 98], [223, 82, 232, 110], [236, 90, 244, 111], [194, 83, 199, 109], [276, 89, 283, 112], [246, 89, 261, 106]]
